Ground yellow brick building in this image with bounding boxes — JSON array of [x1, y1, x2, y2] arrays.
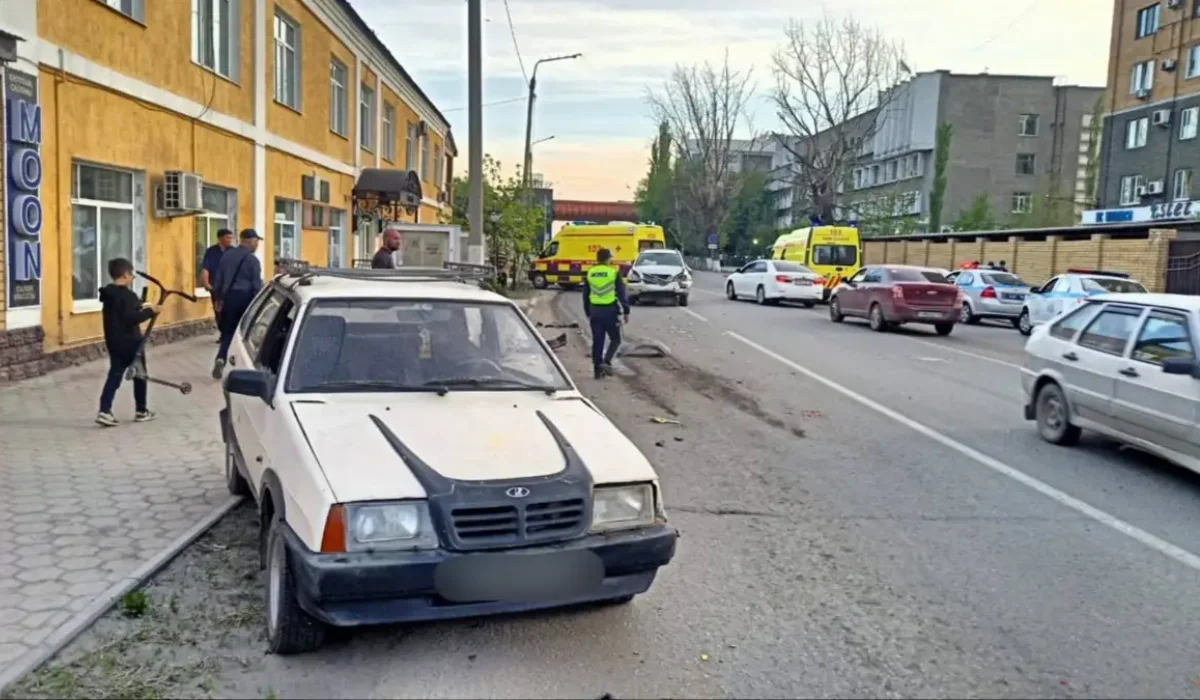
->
[[0, 0, 455, 378]]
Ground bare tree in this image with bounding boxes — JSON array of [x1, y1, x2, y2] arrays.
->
[[772, 14, 906, 223], [647, 53, 755, 252]]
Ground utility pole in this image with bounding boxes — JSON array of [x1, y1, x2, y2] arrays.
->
[[521, 54, 581, 189], [467, 0, 484, 264]]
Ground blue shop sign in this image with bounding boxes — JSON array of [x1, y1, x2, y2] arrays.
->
[[5, 68, 42, 309]]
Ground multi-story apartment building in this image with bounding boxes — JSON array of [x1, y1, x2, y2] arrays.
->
[[0, 0, 454, 369], [768, 71, 1102, 234], [1090, 0, 1200, 224]]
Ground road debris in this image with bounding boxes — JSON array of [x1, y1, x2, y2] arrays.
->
[[650, 416, 681, 425], [546, 333, 568, 350]]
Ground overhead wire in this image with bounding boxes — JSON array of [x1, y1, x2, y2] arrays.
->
[[502, 0, 529, 84]]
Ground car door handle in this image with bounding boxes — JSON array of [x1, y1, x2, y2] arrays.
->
[[1119, 367, 1139, 377], [1061, 351, 1078, 361]]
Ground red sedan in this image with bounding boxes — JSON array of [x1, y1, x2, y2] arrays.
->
[[829, 265, 962, 335]]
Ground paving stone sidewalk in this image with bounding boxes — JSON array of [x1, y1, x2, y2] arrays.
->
[[0, 333, 232, 683]]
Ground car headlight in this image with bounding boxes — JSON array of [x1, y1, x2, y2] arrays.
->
[[673, 272, 691, 286], [628, 270, 642, 283], [591, 484, 655, 532], [344, 501, 438, 551]]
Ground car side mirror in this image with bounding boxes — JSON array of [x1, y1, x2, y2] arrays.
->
[[225, 369, 272, 402], [1162, 357, 1200, 378], [843, 279, 856, 287]]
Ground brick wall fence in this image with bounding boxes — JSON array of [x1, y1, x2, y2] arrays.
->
[[862, 229, 1178, 292]]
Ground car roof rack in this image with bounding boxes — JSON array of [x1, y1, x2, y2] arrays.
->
[[277, 260, 495, 288], [1066, 268, 1130, 278]]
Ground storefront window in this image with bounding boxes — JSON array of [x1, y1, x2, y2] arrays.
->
[[71, 163, 136, 302], [328, 209, 346, 268], [274, 198, 300, 261]]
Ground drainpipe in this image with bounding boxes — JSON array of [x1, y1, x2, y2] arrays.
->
[[55, 48, 67, 347]]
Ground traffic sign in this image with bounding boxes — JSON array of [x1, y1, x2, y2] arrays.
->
[[706, 233, 718, 245], [707, 243, 718, 250]]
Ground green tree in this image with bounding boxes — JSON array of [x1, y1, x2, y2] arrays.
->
[[852, 191, 921, 238], [450, 155, 545, 288], [1082, 96, 1104, 208], [721, 171, 775, 256], [927, 122, 953, 233], [635, 120, 678, 244], [952, 193, 1000, 232]]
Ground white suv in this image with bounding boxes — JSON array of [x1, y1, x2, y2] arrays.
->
[[219, 264, 678, 654]]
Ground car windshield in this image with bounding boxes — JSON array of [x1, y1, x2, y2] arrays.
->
[[982, 272, 1026, 287], [635, 251, 683, 267], [773, 262, 813, 273], [1081, 277, 1147, 294], [286, 299, 571, 393], [811, 245, 858, 266], [889, 268, 950, 283]]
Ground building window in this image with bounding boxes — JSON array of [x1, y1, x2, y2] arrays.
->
[[1016, 153, 1036, 175], [1120, 175, 1146, 205], [433, 144, 443, 190], [1174, 169, 1192, 201], [1136, 3, 1160, 39], [421, 133, 430, 182], [98, 0, 144, 22], [906, 153, 922, 177], [405, 122, 416, 170], [359, 84, 375, 151], [1131, 60, 1155, 94], [1181, 107, 1199, 139], [870, 164, 880, 186], [273, 11, 301, 110], [328, 209, 346, 268], [329, 58, 348, 136], [274, 198, 300, 261], [382, 103, 396, 162], [886, 160, 898, 181], [1189, 46, 1200, 79], [1011, 192, 1031, 214], [1018, 114, 1039, 137], [1125, 117, 1149, 149], [192, 0, 237, 80], [193, 186, 236, 290], [71, 163, 136, 302]]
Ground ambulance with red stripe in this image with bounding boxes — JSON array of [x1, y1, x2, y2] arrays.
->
[[770, 225, 863, 301], [528, 222, 667, 289]]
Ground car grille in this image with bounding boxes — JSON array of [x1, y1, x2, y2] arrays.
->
[[640, 273, 672, 285], [450, 497, 586, 548]]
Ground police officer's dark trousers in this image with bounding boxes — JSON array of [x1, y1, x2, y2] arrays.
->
[[589, 303, 622, 369]]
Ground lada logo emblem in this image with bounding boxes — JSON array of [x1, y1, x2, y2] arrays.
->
[[505, 486, 530, 498]]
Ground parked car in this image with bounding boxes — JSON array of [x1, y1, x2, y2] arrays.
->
[[219, 265, 678, 654], [829, 265, 961, 335], [627, 249, 692, 306], [724, 259, 825, 307], [945, 269, 1032, 327], [1017, 269, 1147, 336], [1022, 293, 1199, 474]]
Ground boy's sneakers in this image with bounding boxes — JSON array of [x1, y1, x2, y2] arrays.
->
[[95, 412, 119, 427], [212, 358, 225, 380], [134, 410, 157, 423]]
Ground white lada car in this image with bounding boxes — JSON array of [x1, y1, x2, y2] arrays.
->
[[218, 264, 678, 654]]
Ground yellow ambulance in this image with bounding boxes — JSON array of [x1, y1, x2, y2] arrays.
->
[[528, 222, 666, 288], [770, 225, 862, 300]]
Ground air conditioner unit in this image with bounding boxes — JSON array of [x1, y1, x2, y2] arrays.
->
[[1145, 179, 1165, 195], [1168, 0, 1181, 7], [302, 201, 329, 230], [1153, 109, 1172, 126], [1162, 58, 1177, 72], [155, 171, 204, 217], [1135, 88, 1151, 100], [1136, 185, 1149, 197]]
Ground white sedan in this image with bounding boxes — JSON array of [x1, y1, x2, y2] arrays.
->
[[725, 259, 825, 307]]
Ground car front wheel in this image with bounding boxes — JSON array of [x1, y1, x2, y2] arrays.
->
[[1035, 382, 1082, 446], [678, 294, 689, 307], [1018, 309, 1033, 336], [726, 282, 737, 300], [829, 296, 844, 323], [530, 273, 548, 289], [265, 515, 327, 655]]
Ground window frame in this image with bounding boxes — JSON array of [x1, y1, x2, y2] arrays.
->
[[273, 198, 301, 262], [1016, 153, 1036, 175], [1076, 304, 1146, 358], [1173, 168, 1192, 202], [1181, 106, 1199, 140], [69, 162, 139, 311], [1011, 192, 1032, 214], [420, 133, 430, 182], [98, 0, 145, 23], [1048, 302, 1103, 342], [193, 185, 236, 295], [192, 0, 239, 82], [273, 10, 302, 111], [329, 57, 348, 137], [433, 142, 443, 190], [328, 209, 346, 268], [405, 122, 416, 170], [1120, 174, 1146, 206], [1018, 113, 1040, 137], [1129, 309, 1196, 366], [359, 83, 375, 152], [1125, 116, 1149, 150], [1136, 3, 1161, 39], [382, 102, 396, 162]]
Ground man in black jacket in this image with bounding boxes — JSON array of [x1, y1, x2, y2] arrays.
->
[[211, 229, 264, 379], [96, 258, 160, 427]]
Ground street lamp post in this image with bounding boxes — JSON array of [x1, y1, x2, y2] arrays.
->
[[521, 54, 581, 189], [466, 0, 484, 263]]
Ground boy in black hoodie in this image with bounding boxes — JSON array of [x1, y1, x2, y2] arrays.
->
[[96, 258, 161, 427]]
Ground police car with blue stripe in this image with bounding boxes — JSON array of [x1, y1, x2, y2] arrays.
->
[[945, 267, 1033, 328], [1017, 269, 1148, 336]]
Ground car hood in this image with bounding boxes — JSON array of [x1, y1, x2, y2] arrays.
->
[[633, 264, 685, 276], [290, 393, 659, 503]]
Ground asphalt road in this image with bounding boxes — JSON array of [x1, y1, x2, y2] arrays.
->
[[19, 279, 1200, 699]]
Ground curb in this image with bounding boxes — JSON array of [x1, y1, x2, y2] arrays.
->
[[0, 495, 244, 694]]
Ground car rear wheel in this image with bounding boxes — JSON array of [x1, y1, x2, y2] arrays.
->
[[1035, 382, 1082, 446], [265, 515, 327, 655], [726, 282, 737, 300], [802, 300, 816, 309], [756, 286, 767, 305], [1018, 309, 1033, 336], [829, 296, 845, 323], [960, 302, 979, 325], [868, 303, 888, 332], [530, 273, 548, 290], [934, 323, 954, 336]]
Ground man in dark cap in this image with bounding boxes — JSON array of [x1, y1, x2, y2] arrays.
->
[[583, 248, 630, 379], [211, 229, 264, 379]]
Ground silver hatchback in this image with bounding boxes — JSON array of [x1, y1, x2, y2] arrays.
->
[[1021, 293, 1200, 475], [945, 269, 1031, 327]]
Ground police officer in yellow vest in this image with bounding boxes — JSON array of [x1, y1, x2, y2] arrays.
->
[[583, 248, 631, 379]]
